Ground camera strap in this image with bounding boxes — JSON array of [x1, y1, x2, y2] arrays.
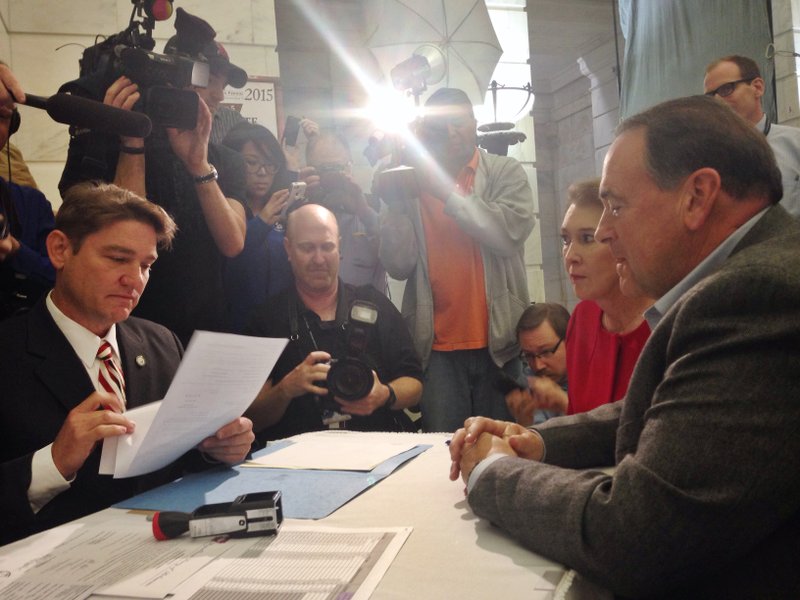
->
[[287, 287, 354, 428], [287, 284, 351, 353], [287, 294, 323, 357]]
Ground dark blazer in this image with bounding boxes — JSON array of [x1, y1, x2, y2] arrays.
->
[[0, 300, 184, 545], [468, 205, 800, 599]]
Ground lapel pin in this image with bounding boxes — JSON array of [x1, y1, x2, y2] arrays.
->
[[136, 355, 146, 367]]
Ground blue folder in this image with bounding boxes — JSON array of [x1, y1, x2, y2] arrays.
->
[[114, 441, 431, 519]]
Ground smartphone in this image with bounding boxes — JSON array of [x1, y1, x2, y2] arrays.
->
[[283, 115, 301, 147], [288, 181, 306, 204], [278, 181, 307, 223]]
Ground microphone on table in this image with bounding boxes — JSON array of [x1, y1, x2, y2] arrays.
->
[[21, 93, 153, 139]]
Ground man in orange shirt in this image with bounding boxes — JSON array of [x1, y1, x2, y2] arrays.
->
[[379, 88, 536, 432]]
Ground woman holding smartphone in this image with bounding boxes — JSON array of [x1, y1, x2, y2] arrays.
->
[[221, 122, 304, 331]]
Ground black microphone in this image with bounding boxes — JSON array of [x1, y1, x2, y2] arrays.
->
[[22, 93, 152, 138]]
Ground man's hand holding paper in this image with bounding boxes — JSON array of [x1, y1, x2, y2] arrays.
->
[[100, 331, 287, 478], [198, 416, 255, 464]]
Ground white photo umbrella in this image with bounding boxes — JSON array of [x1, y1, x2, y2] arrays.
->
[[366, 0, 503, 106]]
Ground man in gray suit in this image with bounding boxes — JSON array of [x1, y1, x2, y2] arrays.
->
[[449, 95, 800, 598], [0, 182, 255, 545]]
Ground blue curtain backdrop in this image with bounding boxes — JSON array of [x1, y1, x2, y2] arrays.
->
[[618, 0, 774, 120]]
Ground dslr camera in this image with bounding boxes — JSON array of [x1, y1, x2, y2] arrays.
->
[[376, 165, 419, 206], [308, 167, 360, 213], [327, 301, 379, 402], [60, 1, 212, 130]]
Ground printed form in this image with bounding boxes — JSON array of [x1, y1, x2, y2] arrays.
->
[[0, 521, 411, 600], [100, 331, 287, 478]]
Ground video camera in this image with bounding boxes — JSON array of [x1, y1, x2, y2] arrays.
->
[[61, 1, 211, 130]]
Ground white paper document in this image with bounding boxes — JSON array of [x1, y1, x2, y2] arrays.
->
[[0, 521, 235, 600], [167, 523, 412, 600], [0, 523, 83, 591], [244, 430, 420, 471], [0, 520, 411, 600], [100, 331, 287, 478]]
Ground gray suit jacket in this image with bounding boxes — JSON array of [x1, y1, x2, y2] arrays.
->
[[0, 300, 184, 545], [469, 206, 800, 599]]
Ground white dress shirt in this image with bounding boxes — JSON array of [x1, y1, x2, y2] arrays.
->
[[28, 293, 121, 513]]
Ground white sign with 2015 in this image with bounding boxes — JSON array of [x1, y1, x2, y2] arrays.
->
[[221, 78, 278, 135]]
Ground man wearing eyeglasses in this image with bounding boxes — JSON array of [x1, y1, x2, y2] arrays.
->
[[704, 54, 800, 218], [505, 303, 569, 426], [305, 132, 387, 294]]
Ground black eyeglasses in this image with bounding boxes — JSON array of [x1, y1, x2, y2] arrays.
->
[[243, 157, 279, 175], [520, 338, 563, 363], [705, 77, 756, 98]]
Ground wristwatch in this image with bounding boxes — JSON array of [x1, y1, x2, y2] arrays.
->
[[384, 384, 397, 410], [193, 164, 218, 185]]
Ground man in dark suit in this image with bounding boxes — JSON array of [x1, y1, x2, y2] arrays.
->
[[449, 95, 800, 598], [0, 181, 255, 546]]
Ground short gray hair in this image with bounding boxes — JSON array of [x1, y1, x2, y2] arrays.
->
[[617, 95, 782, 204]]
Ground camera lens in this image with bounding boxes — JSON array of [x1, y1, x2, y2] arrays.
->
[[327, 357, 373, 401]]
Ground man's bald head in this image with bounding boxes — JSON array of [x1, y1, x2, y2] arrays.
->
[[284, 203, 341, 295], [285, 203, 340, 240]]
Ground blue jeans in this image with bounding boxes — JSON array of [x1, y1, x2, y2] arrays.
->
[[420, 349, 520, 433]]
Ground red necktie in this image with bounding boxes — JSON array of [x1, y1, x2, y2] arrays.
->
[[97, 341, 126, 407]]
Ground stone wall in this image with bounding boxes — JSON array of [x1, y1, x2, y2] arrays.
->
[[772, 0, 800, 127], [530, 36, 619, 309], [530, 0, 800, 309]]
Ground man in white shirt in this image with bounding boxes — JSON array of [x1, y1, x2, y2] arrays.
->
[[0, 181, 254, 545]]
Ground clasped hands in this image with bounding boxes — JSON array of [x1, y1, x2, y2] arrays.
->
[[448, 417, 544, 485], [505, 376, 568, 427]]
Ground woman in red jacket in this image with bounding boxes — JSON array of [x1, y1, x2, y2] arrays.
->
[[561, 178, 653, 414]]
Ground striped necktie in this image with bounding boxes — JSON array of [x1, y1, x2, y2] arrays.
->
[[97, 341, 126, 407]]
